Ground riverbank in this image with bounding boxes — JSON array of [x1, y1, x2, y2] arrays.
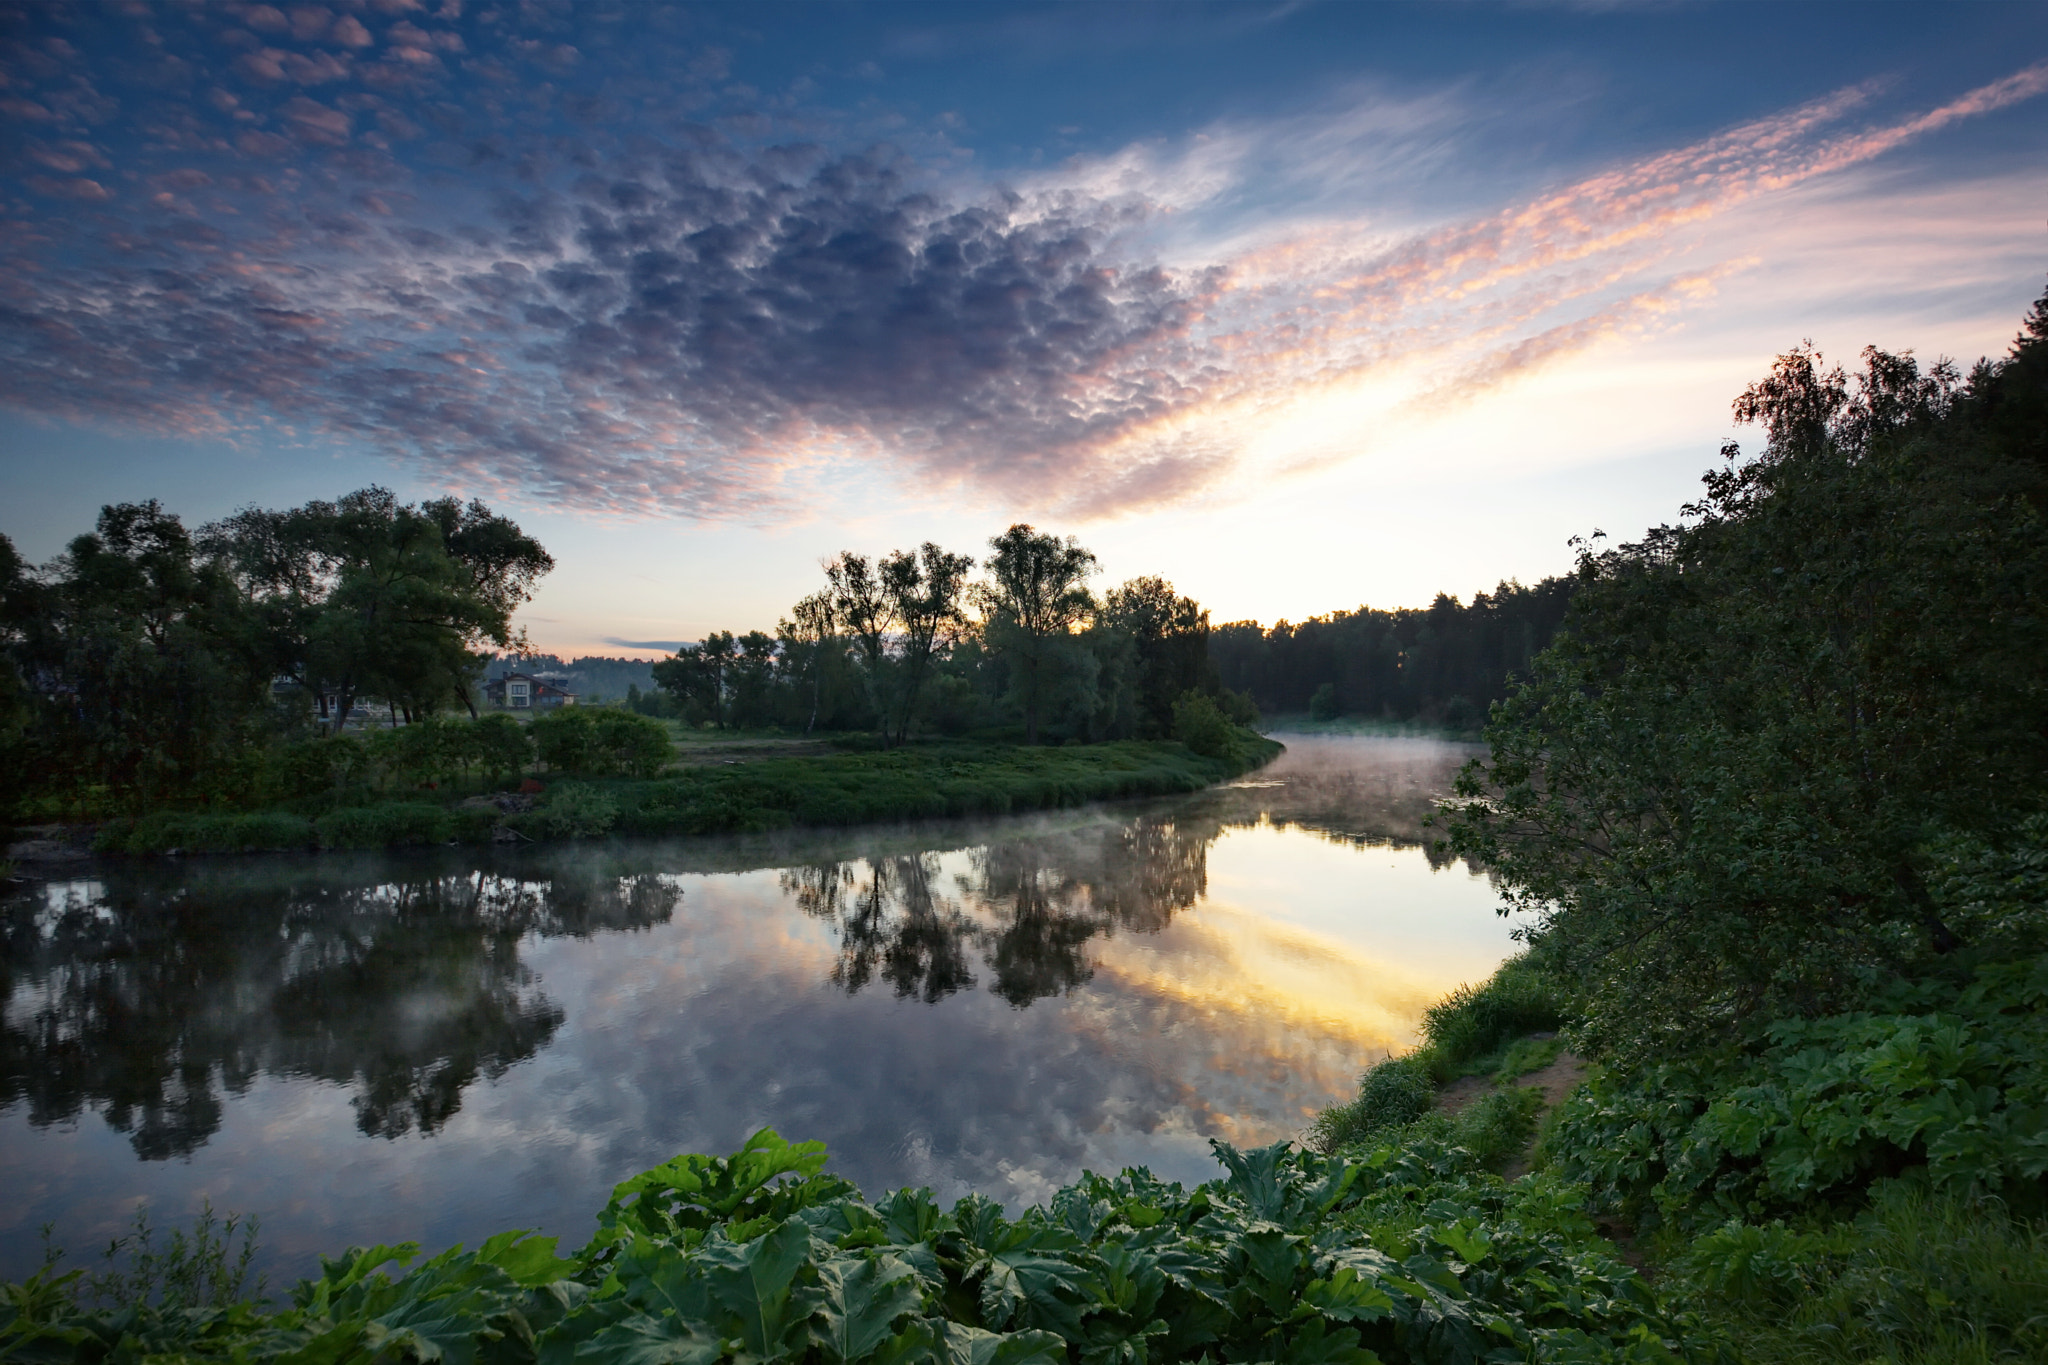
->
[[34, 734, 1282, 860], [1305, 949, 2048, 1363]]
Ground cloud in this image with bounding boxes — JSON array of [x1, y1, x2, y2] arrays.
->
[[0, 4, 2041, 523], [604, 638, 686, 652]]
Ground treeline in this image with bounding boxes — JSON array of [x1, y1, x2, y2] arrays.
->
[[631, 525, 1256, 750], [0, 488, 552, 816], [1210, 579, 1574, 726]]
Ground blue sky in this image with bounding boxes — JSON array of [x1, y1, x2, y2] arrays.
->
[[3, 0, 2045, 653]]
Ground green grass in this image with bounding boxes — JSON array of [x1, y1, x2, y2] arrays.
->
[[590, 738, 1280, 837], [90, 735, 1282, 854], [1676, 1181, 2048, 1364]]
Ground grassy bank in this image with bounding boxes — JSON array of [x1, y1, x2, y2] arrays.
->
[[1305, 948, 2048, 1364], [85, 734, 1282, 856]]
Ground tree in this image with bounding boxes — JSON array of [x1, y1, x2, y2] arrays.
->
[[652, 631, 736, 727], [973, 525, 1097, 745], [1100, 576, 1210, 738], [16, 502, 273, 806], [1444, 295, 2048, 1060], [823, 551, 895, 735], [729, 630, 780, 728], [880, 542, 974, 745], [203, 488, 551, 730], [777, 591, 838, 735]]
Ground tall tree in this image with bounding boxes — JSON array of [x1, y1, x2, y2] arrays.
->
[[973, 525, 1097, 745], [1100, 576, 1211, 738], [203, 488, 550, 728], [777, 591, 839, 735], [653, 630, 736, 727], [823, 552, 895, 733], [881, 542, 974, 745]]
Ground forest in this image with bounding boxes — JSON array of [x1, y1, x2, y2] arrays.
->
[[1211, 579, 1574, 727]]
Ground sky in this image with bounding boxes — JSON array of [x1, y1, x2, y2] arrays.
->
[[2, 0, 2045, 656]]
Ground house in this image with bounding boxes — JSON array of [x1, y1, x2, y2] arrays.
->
[[485, 671, 578, 709]]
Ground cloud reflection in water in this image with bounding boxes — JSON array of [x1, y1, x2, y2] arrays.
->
[[0, 735, 1515, 1282]]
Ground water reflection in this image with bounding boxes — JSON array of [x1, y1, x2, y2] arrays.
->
[[0, 863, 679, 1158], [787, 817, 1213, 1008], [0, 734, 1511, 1283]]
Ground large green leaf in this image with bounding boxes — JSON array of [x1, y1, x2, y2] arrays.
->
[[575, 1312, 723, 1365], [976, 1250, 1098, 1339], [933, 1320, 1068, 1365], [814, 1254, 925, 1364], [700, 1219, 823, 1363]]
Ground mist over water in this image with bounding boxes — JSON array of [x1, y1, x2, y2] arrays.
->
[[0, 735, 1520, 1283]]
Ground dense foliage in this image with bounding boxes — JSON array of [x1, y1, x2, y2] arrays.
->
[[0, 488, 550, 818], [4, 1128, 1708, 1365], [1211, 582, 1573, 729], [1392, 284, 2048, 1363], [1444, 287, 2048, 1059]]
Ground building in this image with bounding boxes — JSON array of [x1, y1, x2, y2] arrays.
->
[[484, 671, 578, 710]]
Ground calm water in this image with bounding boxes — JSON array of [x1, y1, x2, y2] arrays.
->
[[0, 734, 1520, 1283]]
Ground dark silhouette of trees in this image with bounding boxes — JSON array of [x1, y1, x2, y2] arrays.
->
[[1447, 283, 2048, 1059], [1209, 579, 1575, 725], [973, 525, 1098, 746]]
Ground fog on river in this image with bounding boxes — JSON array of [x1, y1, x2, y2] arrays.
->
[[0, 734, 1524, 1283]]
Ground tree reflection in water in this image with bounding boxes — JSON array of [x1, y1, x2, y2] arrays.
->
[[785, 815, 1216, 1008], [0, 859, 679, 1158]]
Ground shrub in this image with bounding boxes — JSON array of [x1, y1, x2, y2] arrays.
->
[[530, 781, 618, 839], [10, 1130, 1708, 1365], [470, 712, 534, 782], [530, 706, 597, 772], [590, 710, 672, 778], [1172, 689, 1236, 759], [1309, 681, 1339, 721], [265, 735, 369, 802], [1545, 950, 2048, 1232], [531, 708, 669, 777]]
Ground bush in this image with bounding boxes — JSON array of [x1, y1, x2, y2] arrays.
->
[[531, 708, 671, 777], [1171, 689, 1236, 759], [1391, 1085, 1548, 1172], [591, 710, 672, 778], [1309, 681, 1339, 721], [529, 781, 618, 839], [1545, 950, 2048, 1233], [470, 712, 534, 782], [264, 735, 370, 802], [530, 706, 597, 772], [1218, 687, 1260, 727]]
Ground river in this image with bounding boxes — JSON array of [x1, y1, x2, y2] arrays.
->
[[0, 733, 1522, 1284]]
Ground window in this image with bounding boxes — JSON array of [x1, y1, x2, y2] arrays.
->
[[508, 680, 530, 708]]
